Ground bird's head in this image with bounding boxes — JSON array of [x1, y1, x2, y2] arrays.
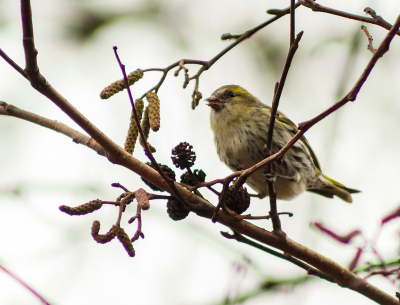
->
[[205, 85, 260, 112]]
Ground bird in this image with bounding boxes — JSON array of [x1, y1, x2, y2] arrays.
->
[[205, 84, 359, 203]]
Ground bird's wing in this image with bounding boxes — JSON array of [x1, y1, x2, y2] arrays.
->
[[275, 111, 322, 171]]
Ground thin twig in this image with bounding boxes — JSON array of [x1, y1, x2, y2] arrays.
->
[[0, 102, 106, 156], [299, 13, 400, 130], [226, 276, 312, 305], [21, 0, 37, 72], [186, 167, 219, 196], [381, 203, 400, 225], [221, 231, 336, 283], [139, 2, 301, 106], [111, 183, 130, 192], [0, 263, 51, 305], [265, 25, 302, 232], [0, 49, 28, 79], [190, 178, 225, 191], [299, 1, 400, 36], [348, 248, 363, 271], [101, 201, 121, 206], [129, 204, 144, 242], [361, 25, 377, 54], [353, 258, 400, 274], [21, 0, 46, 87], [183, 168, 205, 199], [140, 59, 208, 98], [364, 267, 400, 280], [115, 192, 134, 226], [266, 31, 304, 143], [189, 2, 301, 91], [212, 178, 233, 223], [290, 0, 296, 44], [313, 222, 361, 244]]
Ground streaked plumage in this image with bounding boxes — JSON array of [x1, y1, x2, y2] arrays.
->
[[206, 85, 359, 203]]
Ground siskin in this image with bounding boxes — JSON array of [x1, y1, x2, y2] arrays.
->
[[205, 85, 359, 203]]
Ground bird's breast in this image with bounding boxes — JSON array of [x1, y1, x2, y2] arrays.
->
[[211, 115, 266, 172]]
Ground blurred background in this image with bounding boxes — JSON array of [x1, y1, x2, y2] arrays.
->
[[1, 0, 400, 304]]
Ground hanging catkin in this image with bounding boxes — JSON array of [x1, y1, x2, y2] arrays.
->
[[124, 99, 144, 154]]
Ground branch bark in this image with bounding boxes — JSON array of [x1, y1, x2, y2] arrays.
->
[[0, 102, 106, 156]]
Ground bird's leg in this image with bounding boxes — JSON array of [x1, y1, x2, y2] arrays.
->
[[262, 167, 285, 235], [264, 172, 277, 184]]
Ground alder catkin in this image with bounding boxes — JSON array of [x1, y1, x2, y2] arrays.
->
[[146, 92, 160, 132], [116, 227, 135, 257], [139, 107, 156, 153], [135, 188, 150, 210], [140, 106, 150, 145], [91, 221, 117, 244], [124, 99, 144, 154], [100, 69, 143, 99], [59, 199, 102, 215]]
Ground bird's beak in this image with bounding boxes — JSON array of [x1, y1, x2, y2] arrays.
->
[[205, 96, 223, 111]]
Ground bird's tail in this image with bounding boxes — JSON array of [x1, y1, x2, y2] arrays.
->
[[307, 175, 360, 203]]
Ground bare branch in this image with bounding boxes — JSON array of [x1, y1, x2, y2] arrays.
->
[[140, 2, 301, 108], [381, 204, 400, 225], [0, 49, 27, 79], [21, 0, 46, 86], [0, 102, 106, 156], [128, 204, 145, 242], [313, 222, 361, 244], [299, 12, 400, 130], [299, 1, 400, 36], [221, 231, 336, 283], [353, 259, 400, 274], [290, 0, 296, 44], [0, 263, 51, 305], [264, 31, 303, 233], [361, 25, 377, 54]]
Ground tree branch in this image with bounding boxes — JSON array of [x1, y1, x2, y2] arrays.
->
[[0, 263, 51, 305], [139, 2, 301, 109], [264, 31, 303, 233], [221, 231, 336, 283], [0, 49, 28, 79], [299, 12, 400, 130], [225, 276, 312, 304], [0, 102, 106, 156], [299, 1, 400, 36], [21, 0, 46, 87]]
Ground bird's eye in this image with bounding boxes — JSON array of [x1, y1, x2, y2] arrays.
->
[[227, 91, 236, 98]]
